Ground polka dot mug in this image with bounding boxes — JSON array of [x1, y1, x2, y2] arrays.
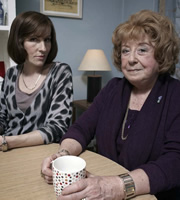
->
[[52, 155, 86, 197]]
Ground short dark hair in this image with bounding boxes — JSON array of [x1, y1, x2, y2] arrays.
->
[[8, 11, 58, 64], [112, 10, 180, 75]]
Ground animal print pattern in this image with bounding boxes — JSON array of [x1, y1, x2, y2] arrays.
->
[[0, 62, 73, 143]]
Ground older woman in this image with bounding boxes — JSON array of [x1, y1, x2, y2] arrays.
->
[[0, 11, 73, 151], [41, 10, 180, 200]]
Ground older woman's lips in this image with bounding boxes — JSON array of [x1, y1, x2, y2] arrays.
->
[[128, 69, 141, 72]]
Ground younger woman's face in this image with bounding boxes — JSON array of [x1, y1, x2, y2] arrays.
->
[[23, 28, 52, 68], [121, 36, 159, 89]]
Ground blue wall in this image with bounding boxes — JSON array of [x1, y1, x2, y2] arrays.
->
[[16, 0, 158, 100]]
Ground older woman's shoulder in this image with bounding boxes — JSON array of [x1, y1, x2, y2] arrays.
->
[[100, 77, 125, 94], [166, 75, 180, 99], [106, 77, 124, 86], [169, 75, 180, 87]]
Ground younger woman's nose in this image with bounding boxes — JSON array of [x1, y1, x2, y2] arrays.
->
[[39, 41, 46, 52]]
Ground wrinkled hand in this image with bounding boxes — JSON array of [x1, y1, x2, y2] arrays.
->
[[57, 172, 125, 200], [41, 149, 71, 184], [41, 153, 59, 184]]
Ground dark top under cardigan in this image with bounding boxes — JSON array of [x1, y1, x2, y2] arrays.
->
[[61, 74, 180, 199]]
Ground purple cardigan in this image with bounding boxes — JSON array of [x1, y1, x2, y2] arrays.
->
[[61, 74, 180, 197]]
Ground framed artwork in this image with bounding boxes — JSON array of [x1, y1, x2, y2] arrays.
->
[[40, 0, 82, 19]]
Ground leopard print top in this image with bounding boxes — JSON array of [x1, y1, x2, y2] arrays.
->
[[0, 62, 73, 144]]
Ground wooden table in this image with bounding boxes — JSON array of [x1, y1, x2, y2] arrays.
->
[[0, 144, 157, 200]]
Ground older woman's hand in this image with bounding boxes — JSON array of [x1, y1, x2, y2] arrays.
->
[[58, 172, 125, 200], [41, 149, 70, 184], [41, 153, 58, 184]]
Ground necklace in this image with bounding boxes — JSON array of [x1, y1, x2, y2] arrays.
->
[[121, 100, 130, 140], [21, 70, 42, 90]]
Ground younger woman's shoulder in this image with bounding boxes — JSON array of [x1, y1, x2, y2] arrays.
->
[[52, 62, 72, 73], [50, 62, 72, 82], [6, 65, 20, 78]]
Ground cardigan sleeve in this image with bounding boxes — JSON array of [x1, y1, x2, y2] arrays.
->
[[139, 81, 180, 194], [61, 86, 104, 149], [0, 68, 12, 133], [61, 78, 121, 150], [0, 79, 7, 132], [38, 63, 73, 143]]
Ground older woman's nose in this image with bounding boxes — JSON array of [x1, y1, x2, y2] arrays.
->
[[128, 51, 138, 65]]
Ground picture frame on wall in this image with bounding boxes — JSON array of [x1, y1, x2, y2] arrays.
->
[[40, 0, 82, 19]]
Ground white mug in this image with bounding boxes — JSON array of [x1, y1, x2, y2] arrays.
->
[[52, 155, 86, 197]]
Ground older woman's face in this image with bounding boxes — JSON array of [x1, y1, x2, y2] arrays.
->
[[121, 37, 159, 89]]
